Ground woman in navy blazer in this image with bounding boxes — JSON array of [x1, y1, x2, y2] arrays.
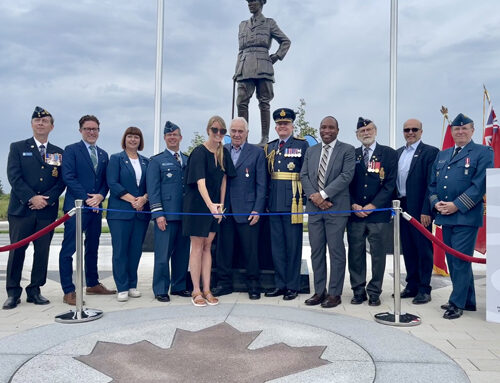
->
[[106, 127, 150, 302]]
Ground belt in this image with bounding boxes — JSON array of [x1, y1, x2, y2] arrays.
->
[[271, 172, 300, 181], [242, 47, 269, 53]]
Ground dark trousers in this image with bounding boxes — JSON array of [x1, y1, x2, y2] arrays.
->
[[400, 200, 434, 295], [347, 221, 388, 297], [152, 220, 190, 296], [269, 214, 303, 291], [59, 212, 101, 294], [308, 215, 348, 296], [108, 218, 149, 293], [216, 215, 260, 289], [442, 225, 478, 310], [6, 214, 54, 298]]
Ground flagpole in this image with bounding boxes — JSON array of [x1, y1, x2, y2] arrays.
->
[[153, 0, 165, 155], [440, 106, 448, 143], [389, 0, 398, 149]]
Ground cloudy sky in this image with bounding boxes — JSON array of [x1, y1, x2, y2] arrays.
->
[[1, 0, 499, 192]]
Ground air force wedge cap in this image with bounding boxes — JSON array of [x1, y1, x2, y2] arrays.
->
[[451, 113, 473, 127], [164, 121, 180, 134], [32, 106, 51, 119], [356, 117, 372, 129]]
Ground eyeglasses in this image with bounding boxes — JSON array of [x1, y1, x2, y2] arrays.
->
[[82, 127, 100, 133], [403, 128, 420, 133], [210, 127, 227, 135]]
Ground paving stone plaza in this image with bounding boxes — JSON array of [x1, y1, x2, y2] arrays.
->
[[0, 233, 499, 382]]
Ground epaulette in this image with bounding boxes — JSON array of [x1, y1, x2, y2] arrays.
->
[[150, 152, 163, 159]]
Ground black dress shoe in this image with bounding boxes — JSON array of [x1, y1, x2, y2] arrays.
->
[[26, 293, 50, 305], [212, 285, 233, 297], [2, 297, 20, 310], [265, 288, 286, 297], [350, 294, 367, 305], [412, 293, 431, 305], [304, 292, 326, 306], [248, 290, 261, 300], [170, 290, 192, 297], [283, 289, 298, 301], [321, 295, 342, 308], [368, 295, 381, 306], [443, 304, 463, 319], [441, 302, 476, 311], [155, 294, 170, 302]]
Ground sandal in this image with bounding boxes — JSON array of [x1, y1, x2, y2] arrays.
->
[[203, 291, 219, 306], [191, 292, 207, 307]]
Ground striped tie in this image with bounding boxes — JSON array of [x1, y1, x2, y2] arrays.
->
[[89, 145, 98, 170], [318, 144, 330, 190]]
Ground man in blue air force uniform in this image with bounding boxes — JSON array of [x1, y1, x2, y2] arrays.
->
[[264, 108, 309, 301], [147, 121, 191, 302], [428, 113, 493, 319], [3, 107, 65, 310]]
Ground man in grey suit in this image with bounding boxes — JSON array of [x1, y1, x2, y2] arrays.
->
[[300, 116, 356, 308], [234, 0, 291, 146]]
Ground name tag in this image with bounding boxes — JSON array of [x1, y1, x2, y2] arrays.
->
[[22, 152, 33, 156]]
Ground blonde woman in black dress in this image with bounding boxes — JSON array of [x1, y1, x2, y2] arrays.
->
[[183, 116, 236, 306]]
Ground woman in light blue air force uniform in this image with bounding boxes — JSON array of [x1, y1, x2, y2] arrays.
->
[[106, 127, 150, 302]]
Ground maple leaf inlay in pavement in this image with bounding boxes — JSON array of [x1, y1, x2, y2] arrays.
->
[[76, 322, 330, 382]]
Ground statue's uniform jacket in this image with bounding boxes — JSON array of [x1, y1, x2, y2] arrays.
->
[[234, 14, 290, 82]]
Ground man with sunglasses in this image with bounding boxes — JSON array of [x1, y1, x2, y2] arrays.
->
[[347, 117, 397, 307], [264, 108, 309, 301], [3, 107, 65, 310], [59, 115, 115, 306], [396, 119, 438, 305]]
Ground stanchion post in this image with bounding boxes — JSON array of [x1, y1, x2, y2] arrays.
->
[[55, 200, 104, 323], [374, 200, 421, 327]]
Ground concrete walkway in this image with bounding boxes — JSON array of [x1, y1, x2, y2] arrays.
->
[[0, 234, 499, 382]]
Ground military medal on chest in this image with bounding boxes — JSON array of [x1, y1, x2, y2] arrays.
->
[[52, 167, 58, 177], [284, 148, 301, 158], [245, 168, 250, 178], [287, 162, 296, 171], [465, 157, 470, 175]]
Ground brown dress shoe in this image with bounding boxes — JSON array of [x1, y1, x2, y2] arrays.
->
[[321, 295, 342, 308], [304, 292, 326, 306], [63, 292, 86, 306], [86, 283, 117, 295]]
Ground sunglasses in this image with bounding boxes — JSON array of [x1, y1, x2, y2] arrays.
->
[[210, 127, 227, 135], [403, 128, 420, 133]]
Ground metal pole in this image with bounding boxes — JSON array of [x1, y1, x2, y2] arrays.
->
[[75, 199, 84, 317], [374, 200, 420, 327], [55, 200, 103, 323], [389, 0, 398, 149], [153, 0, 165, 155]]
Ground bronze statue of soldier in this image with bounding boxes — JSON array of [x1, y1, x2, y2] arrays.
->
[[233, 0, 291, 146]]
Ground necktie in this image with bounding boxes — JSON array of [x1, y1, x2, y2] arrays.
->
[[318, 144, 330, 190], [279, 140, 285, 150], [363, 147, 370, 167], [452, 146, 462, 159], [39, 144, 46, 161], [174, 152, 181, 164], [89, 145, 98, 170]]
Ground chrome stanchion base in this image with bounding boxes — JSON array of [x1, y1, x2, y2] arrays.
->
[[374, 312, 421, 327], [55, 308, 103, 324]]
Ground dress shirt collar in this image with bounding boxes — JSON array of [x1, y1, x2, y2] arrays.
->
[[405, 139, 421, 151], [33, 137, 48, 148]]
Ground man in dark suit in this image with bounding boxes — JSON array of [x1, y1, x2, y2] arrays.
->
[[3, 107, 65, 310], [213, 117, 267, 299], [347, 117, 398, 306], [147, 121, 191, 302], [264, 108, 309, 301], [429, 113, 493, 319], [59, 115, 115, 306], [301, 116, 355, 308], [396, 119, 439, 304]]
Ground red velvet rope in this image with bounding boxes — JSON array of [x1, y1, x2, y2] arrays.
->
[[0, 213, 73, 252], [404, 214, 486, 264]]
